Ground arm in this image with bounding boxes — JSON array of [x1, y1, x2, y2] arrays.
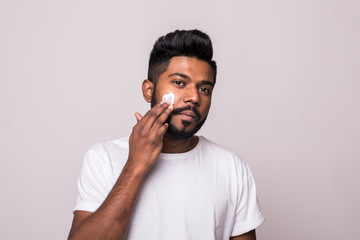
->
[[230, 229, 256, 240], [230, 159, 264, 240], [68, 102, 173, 240]]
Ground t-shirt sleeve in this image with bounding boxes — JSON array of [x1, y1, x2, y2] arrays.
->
[[231, 158, 265, 236], [73, 147, 111, 213]]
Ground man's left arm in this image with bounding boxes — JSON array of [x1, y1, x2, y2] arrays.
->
[[230, 229, 256, 240]]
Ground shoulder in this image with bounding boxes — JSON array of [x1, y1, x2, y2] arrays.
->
[[199, 136, 246, 164], [87, 137, 129, 158], [198, 136, 250, 178], [83, 137, 130, 170]]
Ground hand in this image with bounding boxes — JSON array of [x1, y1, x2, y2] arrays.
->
[[128, 102, 173, 174]]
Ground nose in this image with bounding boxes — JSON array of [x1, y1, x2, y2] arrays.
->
[[183, 85, 200, 105]]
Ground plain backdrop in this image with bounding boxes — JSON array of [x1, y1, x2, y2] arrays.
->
[[1, 0, 359, 239]]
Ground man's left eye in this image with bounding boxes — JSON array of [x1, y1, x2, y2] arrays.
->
[[200, 87, 210, 93]]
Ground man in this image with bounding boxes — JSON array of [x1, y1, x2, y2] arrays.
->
[[68, 29, 264, 240]]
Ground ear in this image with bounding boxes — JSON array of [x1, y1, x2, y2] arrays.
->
[[142, 79, 154, 103]]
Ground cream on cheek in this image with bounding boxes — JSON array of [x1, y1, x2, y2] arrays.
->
[[161, 92, 175, 105]]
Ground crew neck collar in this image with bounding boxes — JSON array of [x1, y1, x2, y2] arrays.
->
[[158, 136, 204, 160]]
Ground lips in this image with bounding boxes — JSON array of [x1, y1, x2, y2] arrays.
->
[[178, 110, 198, 121], [171, 105, 201, 121]]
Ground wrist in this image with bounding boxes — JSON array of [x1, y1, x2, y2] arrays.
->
[[123, 159, 149, 179]]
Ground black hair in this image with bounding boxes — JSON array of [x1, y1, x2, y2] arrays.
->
[[147, 29, 217, 85]]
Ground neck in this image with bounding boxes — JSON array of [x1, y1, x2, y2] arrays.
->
[[161, 134, 199, 154]]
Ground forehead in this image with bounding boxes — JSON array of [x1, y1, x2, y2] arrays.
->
[[161, 56, 214, 82]]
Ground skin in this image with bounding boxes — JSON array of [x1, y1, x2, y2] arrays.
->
[[68, 56, 256, 240], [143, 56, 214, 153]]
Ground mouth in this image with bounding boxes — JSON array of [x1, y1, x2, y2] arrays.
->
[[178, 110, 198, 121], [169, 105, 202, 126]]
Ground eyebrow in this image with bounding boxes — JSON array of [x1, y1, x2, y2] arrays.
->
[[168, 72, 190, 79], [201, 80, 214, 87], [168, 73, 214, 86]]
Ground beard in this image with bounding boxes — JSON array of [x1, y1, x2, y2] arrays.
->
[[151, 88, 207, 139], [166, 116, 207, 139]]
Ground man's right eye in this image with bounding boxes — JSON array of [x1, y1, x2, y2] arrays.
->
[[173, 80, 184, 86]]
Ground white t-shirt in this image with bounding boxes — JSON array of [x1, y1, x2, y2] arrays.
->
[[74, 136, 264, 239]]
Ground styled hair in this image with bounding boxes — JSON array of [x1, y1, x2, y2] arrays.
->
[[147, 29, 217, 85]]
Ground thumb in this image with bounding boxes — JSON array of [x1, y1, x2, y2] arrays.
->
[[134, 112, 143, 123]]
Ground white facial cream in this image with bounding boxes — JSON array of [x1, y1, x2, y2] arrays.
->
[[162, 92, 175, 105]]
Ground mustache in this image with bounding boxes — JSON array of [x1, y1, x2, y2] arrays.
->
[[171, 105, 201, 119]]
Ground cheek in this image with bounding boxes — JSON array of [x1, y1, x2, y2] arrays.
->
[[200, 99, 211, 115], [155, 89, 167, 103], [158, 89, 180, 104]]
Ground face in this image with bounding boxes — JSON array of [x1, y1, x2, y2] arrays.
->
[[150, 56, 214, 139]]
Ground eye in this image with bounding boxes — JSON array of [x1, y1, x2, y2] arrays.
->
[[173, 80, 185, 86], [199, 87, 212, 95]]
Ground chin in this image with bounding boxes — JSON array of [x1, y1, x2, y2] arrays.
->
[[166, 117, 206, 139]]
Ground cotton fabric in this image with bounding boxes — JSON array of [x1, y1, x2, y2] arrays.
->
[[74, 136, 264, 239]]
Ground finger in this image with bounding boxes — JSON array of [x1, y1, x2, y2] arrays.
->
[[140, 102, 172, 130], [134, 112, 143, 123], [150, 104, 173, 133], [137, 103, 164, 123], [156, 123, 169, 138]]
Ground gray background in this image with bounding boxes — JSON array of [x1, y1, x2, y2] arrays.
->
[[1, 0, 359, 239]]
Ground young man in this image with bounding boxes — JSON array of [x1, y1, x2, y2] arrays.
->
[[68, 30, 264, 240]]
